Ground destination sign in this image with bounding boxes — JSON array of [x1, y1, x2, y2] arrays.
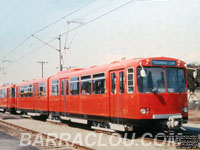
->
[[152, 60, 177, 66]]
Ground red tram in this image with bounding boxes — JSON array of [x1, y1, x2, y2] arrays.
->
[[0, 84, 15, 113], [0, 57, 188, 131]]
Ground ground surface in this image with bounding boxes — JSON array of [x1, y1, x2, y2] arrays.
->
[[0, 131, 38, 150], [0, 111, 199, 150], [188, 110, 200, 124]]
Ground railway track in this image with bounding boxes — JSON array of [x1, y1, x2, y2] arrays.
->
[[1, 112, 199, 149], [0, 118, 92, 150]]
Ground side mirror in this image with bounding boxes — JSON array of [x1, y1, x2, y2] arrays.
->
[[140, 69, 146, 77], [193, 70, 197, 79]]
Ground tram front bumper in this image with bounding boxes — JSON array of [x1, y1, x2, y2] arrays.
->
[[153, 113, 183, 129]]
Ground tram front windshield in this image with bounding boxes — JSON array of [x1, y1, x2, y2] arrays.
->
[[137, 67, 186, 93], [137, 67, 165, 93], [165, 68, 186, 93]]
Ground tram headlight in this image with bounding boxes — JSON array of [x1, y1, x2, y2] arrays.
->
[[140, 108, 146, 114], [182, 107, 188, 113]]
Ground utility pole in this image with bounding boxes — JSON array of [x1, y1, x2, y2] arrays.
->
[[58, 34, 63, 71], [2, 60, 11, 75], [37, 61, 48, 78]]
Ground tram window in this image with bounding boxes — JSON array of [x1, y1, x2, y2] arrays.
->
[[8, 88, 11, 98], [81, 75, 91, 95], [61, 80, 64, 96], [0, 90, 2, 98], [21, 86, 26, 97], [28, 85, 33, 97], [17, 88, 20, 98], [37, 85, 39, 97], [20, 87, 23, 97], [12, 88, 15, 98], [119, 72, 125, 93], [93, 73, 105, 94], [66, 80, 69, 95], [34, 85, 36, 97], [20, 87, 24, 97], [40, 82, 46, 96], [70, 77, 79, 95], [25, 86, 29, 97], [4, 90, 7, 98], [0, 90, 6, 98], [127, 68, 134, 93], [52, 80, 59, 96], [0, 91, 2, 98], [111, 73, 116, 94]]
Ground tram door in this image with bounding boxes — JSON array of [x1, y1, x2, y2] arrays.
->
[[60, 78, 69, 115], [33, 83, 39, 112], [110, 69, 125, 124]]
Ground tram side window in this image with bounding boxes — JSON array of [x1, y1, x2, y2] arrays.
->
[[20, 85, 32, 97], [66, 80, 69, 95], [70, 77, 79, 95], [0, 90, 6, 98], [34, 85, 36, 97], [0, 90, 2, 98], [111, 73, 116, 94], [8, 88, 11, 98], [20, 86, 24, 97], [20, 86, 25, 97], [61, 80, 64, 96], [81, 75, 91, 95], [25, 86, 29, 97], [93, 73, 105, 94], [17, 88, 20, 98], [52, 80, 59, 96], [12, 88, 15, 98], [28, 85, 33, 97], [119, 72, 125, 93], [40, 82, 46, 96], [127, 68, 134, 93]]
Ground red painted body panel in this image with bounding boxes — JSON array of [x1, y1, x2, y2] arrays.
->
[[0, 97, 7, 108]]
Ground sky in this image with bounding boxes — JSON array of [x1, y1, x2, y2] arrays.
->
[[0, 0, 200, 84]]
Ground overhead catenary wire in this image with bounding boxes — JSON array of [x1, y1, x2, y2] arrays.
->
[[66, 28, 79, 51], [1, 36, 32, 60], [1, 0, 96, 60], [12, 38, 56, 63], [61, 0, 136, 36], [32, 35, 58, 51], [31, 0, 96, 35], [7, 0, 136, 66], [64, 20, 84, 51]]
